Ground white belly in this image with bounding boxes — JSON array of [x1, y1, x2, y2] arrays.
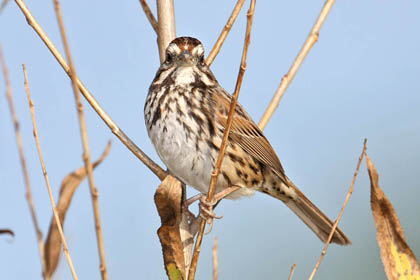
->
[[148, 111, 256, 199], [149, 111, 213, 194]]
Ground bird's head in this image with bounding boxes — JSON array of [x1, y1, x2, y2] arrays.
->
[[164, 37, 206, 68]]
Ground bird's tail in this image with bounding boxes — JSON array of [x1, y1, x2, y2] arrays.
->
[[265, 180, 351, 245]]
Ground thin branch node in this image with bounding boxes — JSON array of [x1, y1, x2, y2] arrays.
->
[[311, 31, 320, 42], [93, 189, 99, 198]]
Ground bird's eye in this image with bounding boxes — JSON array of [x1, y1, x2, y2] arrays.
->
[[165, 52, 172, 64]]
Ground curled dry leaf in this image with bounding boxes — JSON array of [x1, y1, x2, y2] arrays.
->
[[44, 141, 111, 278], [154, 175, 187, 280], [0, 229, 14, 238], [366, 154, 420, 280]]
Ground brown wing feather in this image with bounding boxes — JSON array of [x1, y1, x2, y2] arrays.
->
[[213, 90, 286, 179]]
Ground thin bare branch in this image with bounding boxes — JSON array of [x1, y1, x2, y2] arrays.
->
[[52, 1, 107, 278], [1, 47, 47, 279], [258, 0, 337, 130], [23, 64, 78, 280], [14, 0, 167, 180], [156, 0, 176, 63], [206, 0, 246, 66], [308, 139, 367, 280], [212, 237, 219, 280], [288, 264, 296, 280], [188, 1, 256, 279], [139, 0, 158, 33]]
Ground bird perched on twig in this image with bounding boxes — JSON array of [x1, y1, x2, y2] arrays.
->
[[144, 36, 350, 245]]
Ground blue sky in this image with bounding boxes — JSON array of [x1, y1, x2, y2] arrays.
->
[[1, 1, 419, 279]]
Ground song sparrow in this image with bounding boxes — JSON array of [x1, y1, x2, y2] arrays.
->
[[144, 36, 350, 245]]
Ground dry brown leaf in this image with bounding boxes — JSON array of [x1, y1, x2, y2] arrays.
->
[[154, 175, 186, 280], [0, 0, 10, 14], [367, 154, 420, 280], [44, 141, 111, 278]]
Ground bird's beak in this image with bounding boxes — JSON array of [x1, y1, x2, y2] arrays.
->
[[177, 50, 194, 66]]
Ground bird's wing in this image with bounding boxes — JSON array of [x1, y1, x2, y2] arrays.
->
[[213, 89, 286, 179]]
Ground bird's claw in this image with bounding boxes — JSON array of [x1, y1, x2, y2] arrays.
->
[[198, 196, 224, 234]]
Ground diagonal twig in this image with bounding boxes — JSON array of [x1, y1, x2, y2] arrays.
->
[[14, 0, 167, 181], [139, 0, 158, 33], [52, 0, 108, 279], [206, 0, 246, 67], [258, 0, 337, 130], [308, 139, 367, 280], [1, 46, 47, 279], [23, 64, 78, 280], [187, 1, 256, 279]]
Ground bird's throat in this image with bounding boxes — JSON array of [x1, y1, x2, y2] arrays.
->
[[174, 66, 195, 86]]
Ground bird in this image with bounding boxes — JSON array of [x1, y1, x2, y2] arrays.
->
[[144, 36, 350, 245]]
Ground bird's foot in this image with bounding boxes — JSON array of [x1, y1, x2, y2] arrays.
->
[[184, 186, 241, 234], [199, 195, 225, 234]]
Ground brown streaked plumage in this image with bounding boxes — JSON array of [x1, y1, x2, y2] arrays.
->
[[144, 36, 351, 245]]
